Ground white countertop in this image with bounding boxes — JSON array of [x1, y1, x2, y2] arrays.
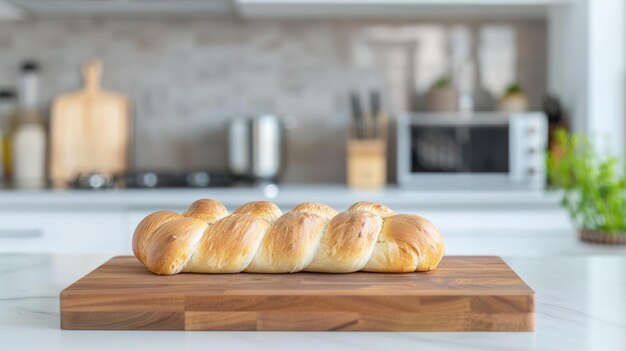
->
[[1, 254, 625, 351], [0, 185, 560, 210]]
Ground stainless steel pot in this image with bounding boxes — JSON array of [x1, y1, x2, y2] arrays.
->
[[228, 114, 285, 181]]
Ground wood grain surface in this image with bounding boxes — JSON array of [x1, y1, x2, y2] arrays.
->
[[60, 256, 535, 331]]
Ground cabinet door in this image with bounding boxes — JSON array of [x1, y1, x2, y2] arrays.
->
[[394, 207, 571, 231], [393, 206, 575, 256], [0, 210, 125, 253]]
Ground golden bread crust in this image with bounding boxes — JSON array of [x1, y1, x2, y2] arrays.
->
[[362, 214, 444, 272], [348, 201, 395, 218], [143, 217, 208, 275], [246, 211, 328, 273], [305, 210, 382, 273], [233, 201, 282, 224], [183, 199, 228, 223], [132, 211, 182, 264], [292, 202, 339, 220], [185, 213, 270, 273], [132, 199, 445, 274]]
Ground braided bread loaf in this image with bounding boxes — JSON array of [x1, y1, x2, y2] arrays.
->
[[132, 199, 444, 275]]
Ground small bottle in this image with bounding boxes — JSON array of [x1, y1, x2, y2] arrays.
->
[[0, 89, 17, 185], [12, 61, 47, 189]]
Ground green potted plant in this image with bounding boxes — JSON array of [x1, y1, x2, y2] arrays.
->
[[499, 82, 529, 112], [548, 129, 626, 244], [426, 77, 458, 112]]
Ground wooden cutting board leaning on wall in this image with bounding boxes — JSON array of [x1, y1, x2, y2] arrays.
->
[[49, 60, 130, 188]]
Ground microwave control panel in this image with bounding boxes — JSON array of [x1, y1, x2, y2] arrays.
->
[[509, 113, 548, 187]]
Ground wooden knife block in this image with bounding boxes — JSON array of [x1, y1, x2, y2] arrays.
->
[[347, 138, 386, 190], [347, 114, 387, 190]]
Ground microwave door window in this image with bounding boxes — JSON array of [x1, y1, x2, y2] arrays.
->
[[411, 127, 466, 173], [410, 125, 509, 173], [468, 126, 509, 173]]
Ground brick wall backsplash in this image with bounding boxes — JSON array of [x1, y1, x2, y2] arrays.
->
[[0, 18, 546, 183]]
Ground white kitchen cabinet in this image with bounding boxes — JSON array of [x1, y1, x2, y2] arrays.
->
[[5, 0, 571, 20], [121, 204, 577, 257], [6, 0, 233, 17], [0, 210, 125, 253], [0, 187, 589, 256], [123, 207, 614, 257], [398, 207, 572, 232], [1, 205, 613, 257], [0, 0, 22, 20], [126, 205, 572, 236], [236, 0, 571, 19]]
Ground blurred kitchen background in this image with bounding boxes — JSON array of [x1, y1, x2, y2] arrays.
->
[[0, 0, 625, 256]]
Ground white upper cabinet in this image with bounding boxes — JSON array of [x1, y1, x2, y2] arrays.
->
[[0, 0, 23, 20], [5, 0, 235, 17], [4, 0, 572, 19], [235, 0, 573, 19]]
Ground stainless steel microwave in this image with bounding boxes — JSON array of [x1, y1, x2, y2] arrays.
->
[[397, 112, 548, 190]]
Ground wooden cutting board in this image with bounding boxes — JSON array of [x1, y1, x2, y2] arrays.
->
[[60, 256, 534, 331], [49, 60, 130, 188]]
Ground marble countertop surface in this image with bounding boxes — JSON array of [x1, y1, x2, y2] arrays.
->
[[1, 254, 625, 351], [0, 185, 560, 210]]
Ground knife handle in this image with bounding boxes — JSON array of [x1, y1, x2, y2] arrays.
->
[[350, 92, 363, 139]]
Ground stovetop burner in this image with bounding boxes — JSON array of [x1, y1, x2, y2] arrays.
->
[[72, 171, 237, 189]]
